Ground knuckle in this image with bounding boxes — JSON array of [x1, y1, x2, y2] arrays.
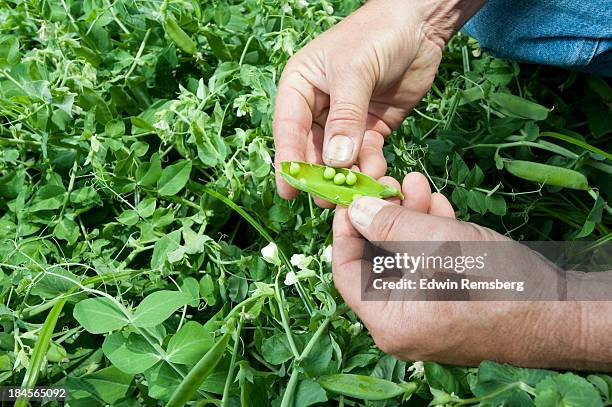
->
[[375, 207, 407, 241], [328, 101, 365, 125]]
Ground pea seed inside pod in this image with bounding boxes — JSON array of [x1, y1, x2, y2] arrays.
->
[[333, 173, 346, 185], [346, 171, 357, 185], [323, 166, 336, 180], [289, 162, 301, 175]]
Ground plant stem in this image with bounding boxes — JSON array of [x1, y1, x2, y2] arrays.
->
[[279, 368, 300, 407], [274, 272, 300, 359], [222, 319, 243, 407]]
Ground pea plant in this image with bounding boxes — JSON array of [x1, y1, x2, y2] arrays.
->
[[0, 0, 610, 406]]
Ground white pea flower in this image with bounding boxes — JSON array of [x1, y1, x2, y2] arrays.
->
[[154, 119, 170, 131], [38, 22, 48, 41], [281, 4, 292, 13], [408, 361, 425, 379], [321, 245, 332, 263], [261, 242, 281, 266], [284, 271, 297, 286], [290, 253, 312, 270], [325, 4, 334, 14], [298, 0, 308, 8], [348, 322, 362, 336], [236, 107, 246, 117]]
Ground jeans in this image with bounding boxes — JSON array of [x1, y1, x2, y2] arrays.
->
[[461, 0, 612, 77]]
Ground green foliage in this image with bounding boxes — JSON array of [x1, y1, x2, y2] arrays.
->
[[0, 0, 610, 406]]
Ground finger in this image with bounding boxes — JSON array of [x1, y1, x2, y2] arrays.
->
[[357, 130, 387, 179], [377, 176, 402, 205], [429, 192, 455, 218], [332, 206, 387, 319], [273, 71, 315, 199], [347, 196, 502, 243], [332, 206, 365, 310], [305, 123, 335, 209], [401, 172, 431, 213], [323, 66, 373, 167]]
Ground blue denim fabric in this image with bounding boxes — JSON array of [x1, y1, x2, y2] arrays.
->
[[462, 0, 612, 76]]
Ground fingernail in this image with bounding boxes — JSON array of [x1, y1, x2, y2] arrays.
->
[[349, 196, 388, 228], [324, 135, 354, 163]]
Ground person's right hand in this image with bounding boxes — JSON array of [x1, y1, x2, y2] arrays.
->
[[273, 0, 449, 206]]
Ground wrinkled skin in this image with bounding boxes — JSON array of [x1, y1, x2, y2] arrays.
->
[[273, 0, 612, 371]]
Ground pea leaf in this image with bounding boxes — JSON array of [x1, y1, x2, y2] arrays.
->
[[470, 361, 556, 407], [534, 373, 603, 407], [157, 159, 192, 196], [102, 332, 161, 374], [132, 290, 191, 328], [293, 378, 328, 407], [73, 297, 129, 334], [166, 321, 214, 365]]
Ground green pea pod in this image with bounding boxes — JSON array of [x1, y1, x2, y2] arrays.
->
[[279, 161, 403, 206], [504, 159, 589, 190], [164, 17, 197, 55], [319, 374, 417, 401], [166, 320, 235, 407], [489, 92, 549, 121]]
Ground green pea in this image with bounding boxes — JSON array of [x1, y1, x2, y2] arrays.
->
[[319, 374, 417, 401], [289, 162, 301, 175], [163, 17, 197, 55], [279, 161, 403, 206], [504, 159, 589, 190], [333, 173, 346, 185], [346, 171, 357, 185], [323, 166, 336, 180], [489, 92, 549, 121]]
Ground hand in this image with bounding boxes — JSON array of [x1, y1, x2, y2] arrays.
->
[[332, 173, 612, 370], [273, 0, 447, 207]]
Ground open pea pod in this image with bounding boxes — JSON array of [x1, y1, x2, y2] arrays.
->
[[279, 161, 403, 206], [319, 374, 417, 401]]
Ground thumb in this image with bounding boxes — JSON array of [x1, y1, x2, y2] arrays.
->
[[347, 196, 505, 242], [323, 69, 372, 167]]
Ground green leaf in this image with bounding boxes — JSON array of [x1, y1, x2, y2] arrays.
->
[[31, 267, 79, 299], [144, 362, 181, 401], [66, 366, 133, 405], [0, 37, 20, 68], [151, 230, 182, 269], [424, 362, 462, 395], [137, 197, 157, 218], [199, 274, 217, 306], [471, 361, 556, 407], [293, 378, 328, 407], [102, 332, 161, 374], [118, 209, 139, 226], [73, 297, 129, 334], [450, 153, 470, 183], [261, 333, 295, 365], [534, 373, 603, 407], [137, 153, 162, 187], [53, 217, 80, 244], [465, 165, 485, 189], [467, 189, 487, 215], [180, 277, 201, 307], [157, 160, 192, 196], [132, 290, 191, 328], [29, 185, 66, 212], [167, 321, 214, 365], [485, 195, 507, 216]]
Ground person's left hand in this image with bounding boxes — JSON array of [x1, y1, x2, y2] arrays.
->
[[332, 173, 609, 370]]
